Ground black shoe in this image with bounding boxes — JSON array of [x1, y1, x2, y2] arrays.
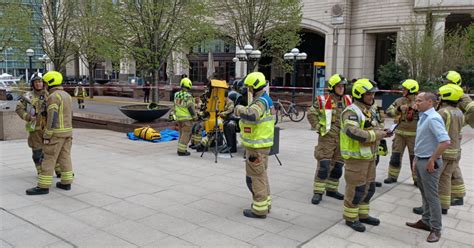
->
[[345, 220, 366, 232], [451, 198, 464, 206], [311, 193, 322, 205], [326, 191, 344, 200], [384, 177, 397, 184], [243, 209, 266, 219], [177, 151, 191, 156], [189, 144, 197, 149], [360, 216, 380, 226], [442, 209, 448, 215], [375, 181, 382, 187], [413, 206, 423, 215], [56, 182, 71, 190], [26, 187, 49, 195], [55, 172, 61, 178]]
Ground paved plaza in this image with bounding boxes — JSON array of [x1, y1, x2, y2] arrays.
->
[[1, 119, 473, 247]]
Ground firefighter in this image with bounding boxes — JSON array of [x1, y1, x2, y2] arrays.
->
[[440, 71, 469, 205], [340, 79, 390, 232], [172, 77, 197, 156], [436, 84, 464, 215], [384, 79, 419, 185], [234, 72, 274, 219], [26, 71, 74, 195], [308, 74, 352, 205], [16, 73, 61, 176], [74, 82, 88, 109], [190, 96, 204, 149]]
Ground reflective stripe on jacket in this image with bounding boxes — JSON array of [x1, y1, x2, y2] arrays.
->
[[239, 94, 274, 148], [174, 90, 193, 121], [340, 104, 375, 160]]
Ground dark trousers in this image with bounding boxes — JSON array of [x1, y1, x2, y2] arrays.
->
[[416, 157, 443, 231], [223, 120, 237, 152]]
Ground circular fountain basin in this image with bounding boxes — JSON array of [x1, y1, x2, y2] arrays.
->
[[119, 104, 170, 122]]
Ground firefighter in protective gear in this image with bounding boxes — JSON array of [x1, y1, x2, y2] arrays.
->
[[340, 79, 390, 232], [441, 70, 469, 204], [384, 79, 419, 185], [308, 74, 352, 205], [173, 77, 197, 156], [234, 72, 274, 219], [26, 71, 74, 195], [436, 84, 464, 214], [16, 73, 61, 176], [190, 97, 204, 149], [74, 82, 88, 109]]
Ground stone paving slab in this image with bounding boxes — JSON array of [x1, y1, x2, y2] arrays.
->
[[1, 120, 473, 247]]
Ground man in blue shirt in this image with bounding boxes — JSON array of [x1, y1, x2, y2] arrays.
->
[[406, 92, 450, 243]]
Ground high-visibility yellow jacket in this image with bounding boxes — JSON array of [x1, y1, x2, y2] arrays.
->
[[239, 92, 274, 148], [173, 89, 195, 121]]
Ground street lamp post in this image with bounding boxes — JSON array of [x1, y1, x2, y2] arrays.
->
[[234, 44, 261, 76], [26, 48, 34, 81], [284, 48, 307, 103], [38, 54, 50, 72]]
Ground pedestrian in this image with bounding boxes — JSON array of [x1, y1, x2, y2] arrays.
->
[[384, 79, 419, 185], [172, 77, 197, 156], [15, 73, 60, 177], [26, 71, 74, 195], [143, 81, 151, 103], [74, 82, 87, 109], [234, 72, 274, 219], [440, 70, 469, 205], [340, 79, 390, 232], [406, 92, 450, 243], [307, 74, 352, 205]]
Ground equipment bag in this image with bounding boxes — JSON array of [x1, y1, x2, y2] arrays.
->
[[134, 126, 161, 141]]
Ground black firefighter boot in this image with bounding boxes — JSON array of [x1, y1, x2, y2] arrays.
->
[[56, 182, 71, 190], [177, 151, 191, 156], [383, 177, 398, 184], [26, 187, 49, 195], [360, 216, 380, 226], [243, 209, 266, 219], [451, 197, 464, 206], [326, 191, 344, 200], [375, 181, 382, 187], [311, 193, 323, 205], [196, 143, 208, 152], [345, 220, 366, 232]]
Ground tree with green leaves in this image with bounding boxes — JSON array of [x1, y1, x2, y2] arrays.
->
[[214, 0, 302, 72], [41, 0, 76, 74], [0, 0, 33, 63], [108, 0, 216, 102], [71, 0, 121, 97], [397, 12, 472, 91]]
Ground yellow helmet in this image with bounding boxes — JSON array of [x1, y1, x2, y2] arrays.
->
[[180, 78, 192, 89], [438, 84, 464, 102], [401, 79, 419, 94], [327, 74, 348, 90], [244, 72, 266, 90], [442, 70, 462, 85], [352, 78, 378, 99], [43, 71, 63, 87]]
